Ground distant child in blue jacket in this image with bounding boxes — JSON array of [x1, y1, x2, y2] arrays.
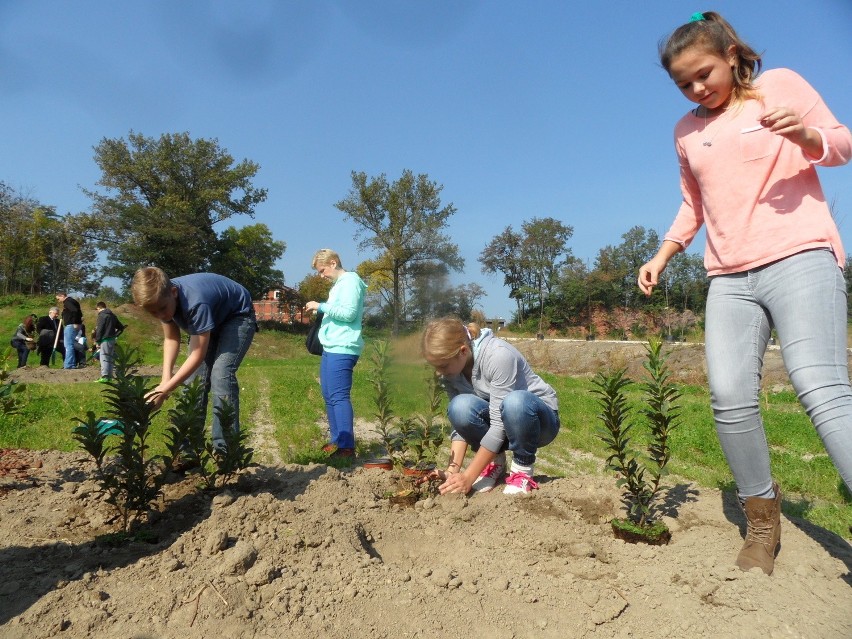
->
[[305, 249, 367, 460]]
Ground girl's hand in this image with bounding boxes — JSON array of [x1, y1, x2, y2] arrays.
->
[[760, 107, 822, 156], [415, 469, 446, 486], [439, 471, 473, 495], [638, 240, 682, 296], [638, 259, 665, 296]]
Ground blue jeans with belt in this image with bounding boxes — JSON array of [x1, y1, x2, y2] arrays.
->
[[705, 249, 852, 498], [447, 391, 560, 466]]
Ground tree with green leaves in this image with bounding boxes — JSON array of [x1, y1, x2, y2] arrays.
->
[[81, 131, 268, 285], [479, 226, 525, 321], [209, 223, 285, 299], [0, 183, 98, 295], [480, 217, 573, 326], [335, 170, 463, 335], [520, 217, 574, 332], [297, 272, 332, 316]]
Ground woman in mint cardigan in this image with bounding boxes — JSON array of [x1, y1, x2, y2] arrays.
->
[[305, 249, 367, 459]]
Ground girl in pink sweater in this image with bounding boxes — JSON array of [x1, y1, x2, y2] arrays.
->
[[639, 11, 852, 576]]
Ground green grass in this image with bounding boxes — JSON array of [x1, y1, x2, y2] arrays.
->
[[1, 296, 850, 539]]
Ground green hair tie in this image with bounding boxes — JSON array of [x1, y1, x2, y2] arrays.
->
[[689, 12, 705, 22]]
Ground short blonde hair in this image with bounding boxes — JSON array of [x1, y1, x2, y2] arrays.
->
[[312, 249, 342, 270], [421, 317, 481, 362], [131, 266, 172, 307]]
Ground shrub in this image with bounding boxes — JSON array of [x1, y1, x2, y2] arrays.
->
[[591, 338, 682, 529]]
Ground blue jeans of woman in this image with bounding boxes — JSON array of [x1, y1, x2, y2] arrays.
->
[[320, 352, 359, 449], [187, 313, 256, 451], [705, 249, 852, 498], [447, 391, 560, 466]]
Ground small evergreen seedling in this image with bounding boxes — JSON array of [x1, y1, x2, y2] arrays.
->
[[73, 345, 163, 532], [591, 339, 681, 537], [164, 377, 211, 479], [369, 340, 400, 460], [211, 400, 254, 486], [0, 351, 26, 417], [408, 370, 448, 468]]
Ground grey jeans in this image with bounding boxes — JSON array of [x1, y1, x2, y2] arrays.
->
[[705, 249, 852, 498]]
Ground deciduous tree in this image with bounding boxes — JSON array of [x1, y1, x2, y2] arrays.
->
[[81, 131, 268, 284], [335, 170, 463, 335], [210, 223, 285, 299]]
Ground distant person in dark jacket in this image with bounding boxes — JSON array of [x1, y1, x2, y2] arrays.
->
[[35, 307, 63, 366], [94, 301, 124, 382], [55, 291, 83, 369]]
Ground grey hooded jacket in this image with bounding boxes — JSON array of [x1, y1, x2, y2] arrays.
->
[[440, 328, 559, 452]]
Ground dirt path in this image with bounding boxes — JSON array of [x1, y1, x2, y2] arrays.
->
[[249, 378, 283, 466]]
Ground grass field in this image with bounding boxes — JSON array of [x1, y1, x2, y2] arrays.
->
[[1, 294, 850, 539]]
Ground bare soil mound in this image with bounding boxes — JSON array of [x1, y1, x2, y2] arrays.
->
[[1, 339, 850, 638], [1, 448, 850, 638]]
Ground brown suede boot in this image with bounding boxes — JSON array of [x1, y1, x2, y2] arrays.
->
[[736, 482, 782, 575]]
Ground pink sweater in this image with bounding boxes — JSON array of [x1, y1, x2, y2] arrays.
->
[[665, 68, 852, 275]]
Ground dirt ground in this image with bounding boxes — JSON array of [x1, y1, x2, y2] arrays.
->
[[1, 339, 851, 638]]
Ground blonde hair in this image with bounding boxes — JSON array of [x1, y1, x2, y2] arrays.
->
[[312, 249, 342, 270], [421, 317, 482, 362], [659, 11, 762, 105], [131, 266, 172, 307]]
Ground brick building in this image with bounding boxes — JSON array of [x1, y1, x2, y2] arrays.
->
[[252, 286, 308, 324]]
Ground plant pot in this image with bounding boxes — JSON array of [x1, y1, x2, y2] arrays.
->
[[610, 518, 671, 545], [403, 463, 435, 478], [363, 457, 393, 471]]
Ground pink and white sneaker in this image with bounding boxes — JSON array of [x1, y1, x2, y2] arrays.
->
[[503, 471, 538, 495], [471, 452, 506, 493]]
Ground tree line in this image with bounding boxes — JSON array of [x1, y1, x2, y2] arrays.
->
[[2, 131, 849, 336]]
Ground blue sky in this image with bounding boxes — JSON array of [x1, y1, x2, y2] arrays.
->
[[2, 1, 851, 319]]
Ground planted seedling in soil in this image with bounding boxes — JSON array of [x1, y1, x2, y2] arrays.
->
[[591, 338, 681, 544], [163, 377, 253, 488], [368, 340, 400, 467], [0, 350, 26, 417], [72, 345, 163, 533]]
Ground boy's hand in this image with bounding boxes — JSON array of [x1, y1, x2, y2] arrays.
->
[[145, 387, 169, 409]]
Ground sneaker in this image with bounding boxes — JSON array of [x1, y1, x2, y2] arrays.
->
[[503, 471, 538, 495], [321, 443, 337, 454], [95, 377, 110, 383], [471, 452, 506, 493], [329, 447, 355, 459]]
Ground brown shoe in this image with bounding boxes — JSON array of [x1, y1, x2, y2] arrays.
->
[[321, 443, 336, 454], [329, 448, 355, 459], [736, 483, 782, 575]]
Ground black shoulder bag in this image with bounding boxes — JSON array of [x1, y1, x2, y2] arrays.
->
[[305, 311, 324, 355]]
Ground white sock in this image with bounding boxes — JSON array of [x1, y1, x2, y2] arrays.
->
[[510, 461, 533, 476]]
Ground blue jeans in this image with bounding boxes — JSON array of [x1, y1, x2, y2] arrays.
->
[[447, 391, 560, 466], [99, 339, 115, 379], [63, 325, 77, 369], [705, 249, 852, 498], [320, 352, 359, 449], [187, 313, 256, 450]]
